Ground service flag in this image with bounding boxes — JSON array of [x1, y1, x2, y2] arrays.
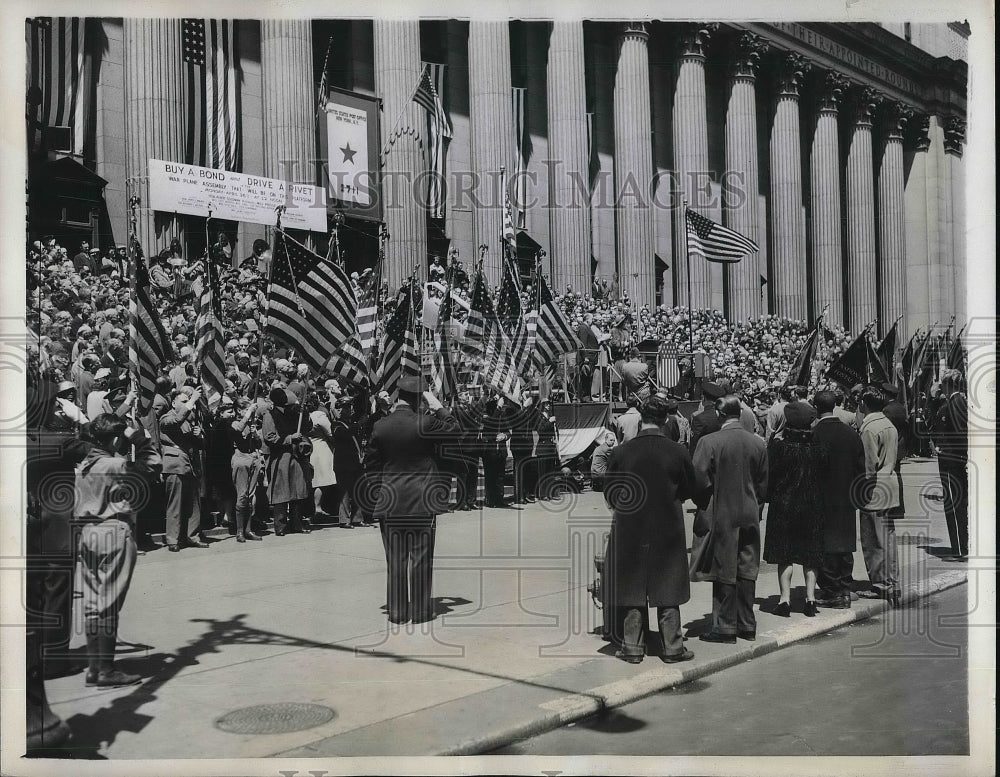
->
[[784, 325, 820, 388], [824, 330, 889, 390]]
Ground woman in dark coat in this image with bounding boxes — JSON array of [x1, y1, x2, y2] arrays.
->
[[331, 399, 365, 527], [261, 388, 314, 535], [763, 402, 829, 617], [533, 400, 560, 500], [603, 396, 699, 663]]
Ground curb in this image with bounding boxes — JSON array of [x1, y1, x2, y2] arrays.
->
[[436, 569, 968, 756]]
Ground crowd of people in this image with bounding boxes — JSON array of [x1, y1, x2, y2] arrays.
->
[[596, 371, 969, 664], [23, 233, 967, 749]]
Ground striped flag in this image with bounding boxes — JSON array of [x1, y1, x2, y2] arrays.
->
[[266, 231, 358, 373], [466, 273, 522, 402], [356, 271, 380, 361], [657, 342, 680, 389], [500, 167, 517, 256], [129, 246, 175, 414], [326, 332, 370, 388], [511, 87, 526, 229], [418, 63, 452, 219], [497, 256, 533, 374], [375, 283, 421, 399], [26, 17, 88, 154], [196, 251, 227, 411], [182, 18, 240, 171], [686, 208, 758, 264], [532, 272, 581, 370], [431, 267, 460, 399]]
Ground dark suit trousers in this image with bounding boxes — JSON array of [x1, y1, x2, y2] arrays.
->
[[817, 552, 855, 598], [384, 516, 437, 622], [512, 450, 534, 502], [482, 449, 506, 506], [938, 454, 969, 556], [712, 580, 756, 636], [622, 606, 683, 658]]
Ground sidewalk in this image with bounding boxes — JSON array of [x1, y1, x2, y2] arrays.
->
[[44, 458, 969, 759]]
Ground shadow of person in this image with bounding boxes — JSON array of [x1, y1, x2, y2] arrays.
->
[[918, 544, 957, 559], [682, 612, 714, 638]]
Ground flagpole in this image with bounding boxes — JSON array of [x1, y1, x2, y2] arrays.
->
[[683, 200, 693, 355], [250, 206, 283, 408]]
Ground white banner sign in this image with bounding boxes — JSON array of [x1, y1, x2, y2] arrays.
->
[[147, 159, 327, 232], [325, 102, 373, 207]]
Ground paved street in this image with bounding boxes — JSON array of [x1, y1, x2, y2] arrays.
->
[[491, 584, 970, 756], [36, 458, 972, 759]]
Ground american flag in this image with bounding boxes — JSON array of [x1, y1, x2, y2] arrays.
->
[[497, 256, 533, 374], [356, 270, 380, 360], [657, 342, 680, 389], [196, 250, 227, 411], [267, 231, 358, 373], [26, 17, 88, 154], [375, 282, 421, 399], [326, 264, 376, 386], [431, 267, 460, 398], [182, 19, 240, 171], [531, 272, 581, 370], [686, 208, 758, 264], [466, 273, 522, 402], [500, 167, 517, 256], [129, 244, 175, 414], [417, 63, 452, 219]]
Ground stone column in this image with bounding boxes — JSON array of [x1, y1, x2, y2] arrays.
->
[[845, 86, 883, 331], [944, 117, 967, 324], [374, 20, 428, 289], [809, 72, 849, 328], [261, 21, 316, 187], [903, 114, 932, 332], [469, 21, 515, 286], [768, 53, 810, 320], [876, 102, 911, 337], [546, 21, 591, 294], [723, 32, 768, 321], [671, 23, 716, 310], [123, 19, 186, 255], [613, 23, 656, 308]]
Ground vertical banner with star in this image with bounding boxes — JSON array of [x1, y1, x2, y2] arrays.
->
[[319, 87, 382, 221]]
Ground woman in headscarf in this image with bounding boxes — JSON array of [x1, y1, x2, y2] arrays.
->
[[763, 401, 829, 617]]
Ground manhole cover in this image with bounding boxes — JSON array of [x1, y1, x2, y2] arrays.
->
[[214, 703, 335, 734]]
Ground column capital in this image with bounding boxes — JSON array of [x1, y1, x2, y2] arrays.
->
[[848, 85, 883, 128], [676, 22, 719, 59], [906, 113, 932, 152], [816, 71, 850, 114], [729, 31, 769, 80], [880, 102, 913, 142], [943, 115, 966, 156], [620, 22, 649, 44], [775, 52, 811, 98]]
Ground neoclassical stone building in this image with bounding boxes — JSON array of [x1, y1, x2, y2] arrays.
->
[[30, 19, 968, 336]]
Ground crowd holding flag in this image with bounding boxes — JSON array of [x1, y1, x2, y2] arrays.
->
[[375, 281, 421, 399], [465, 272, 523, 402], [265, 230, 358, 373], [195, 232, 228, 411], [531, 271, 581, 370]]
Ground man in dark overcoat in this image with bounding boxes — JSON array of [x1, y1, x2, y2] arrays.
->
[[364, 377, 458, 623], [603, 396, 700, 664], [811, 390, 866, 608], [688, 380, 724, 454], [692, 395, 769, 643]]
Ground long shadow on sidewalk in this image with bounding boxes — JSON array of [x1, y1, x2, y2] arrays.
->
[[43, 610, 617, 759]]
